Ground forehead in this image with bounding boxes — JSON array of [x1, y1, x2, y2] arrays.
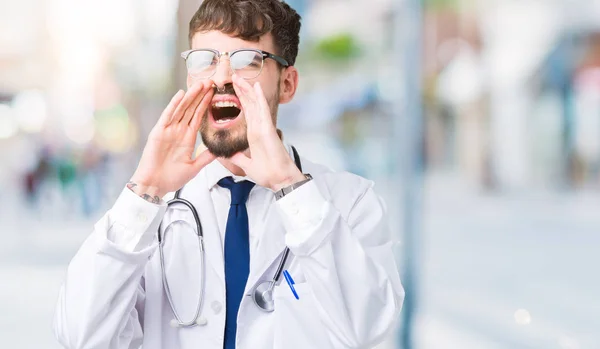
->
[[191, 30, 276, 53]]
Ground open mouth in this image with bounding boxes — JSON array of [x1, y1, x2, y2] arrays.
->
[[211, 101, 241, 124]]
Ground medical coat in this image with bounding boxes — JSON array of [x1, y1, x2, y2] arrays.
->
[[53, 145, 404, 349]]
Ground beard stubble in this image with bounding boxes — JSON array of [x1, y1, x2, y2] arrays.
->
[[199, 83, 280, 158]]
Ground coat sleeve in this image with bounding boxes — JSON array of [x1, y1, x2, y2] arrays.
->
[[53, 188, 167, 349], [276, 174, 404, 348]]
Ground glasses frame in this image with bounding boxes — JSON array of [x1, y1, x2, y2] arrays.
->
[[181, 48, 290, 80]]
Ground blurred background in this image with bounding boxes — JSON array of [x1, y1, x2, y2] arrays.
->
[[1, 0, 600, 348]]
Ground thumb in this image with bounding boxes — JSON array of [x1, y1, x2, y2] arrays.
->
[[230, 152, 251, 170], [192, 149, 217, 172]]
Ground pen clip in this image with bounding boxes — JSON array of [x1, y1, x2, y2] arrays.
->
[[283, 270, 299, 300]]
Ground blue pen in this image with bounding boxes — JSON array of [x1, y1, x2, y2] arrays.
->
[[282, 270, 299, 300]]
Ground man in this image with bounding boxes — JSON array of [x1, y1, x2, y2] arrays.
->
[[53, 1, 404, 348]]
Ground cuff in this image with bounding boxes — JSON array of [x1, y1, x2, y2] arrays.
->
[[275, 181, 334, 255], [106, 187, 168, 252]]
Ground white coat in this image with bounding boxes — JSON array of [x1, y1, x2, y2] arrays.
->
[[53, 145, 404, 349]]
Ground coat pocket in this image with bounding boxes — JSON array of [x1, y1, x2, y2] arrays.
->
[[272, 282, 333, 348]]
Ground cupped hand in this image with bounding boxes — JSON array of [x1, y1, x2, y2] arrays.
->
[[130, 80, 216, 199], [230, 74, 304, 191]]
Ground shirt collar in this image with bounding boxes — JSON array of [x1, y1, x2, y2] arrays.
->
[[203, 142, 294, 190], [204, 159, 253, 190]]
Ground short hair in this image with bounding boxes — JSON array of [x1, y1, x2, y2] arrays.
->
[[189, 0, 302, 66]]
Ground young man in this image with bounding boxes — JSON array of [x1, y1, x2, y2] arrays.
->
[[53, 1, 404, 348]]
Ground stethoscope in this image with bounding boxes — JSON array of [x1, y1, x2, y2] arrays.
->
[[158, 146, 302, 328]]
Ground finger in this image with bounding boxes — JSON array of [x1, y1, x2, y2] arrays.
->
[[253, 82, 272, 124], [181, 82, 211, 125], [233, 74, 257, 99], [231, 79, 249, 110], [231, 74, 248, 103], [192, 149, 217, 172], [189, 88, 214, 131], [232, 73, 253, 95], [232, 75, 258, 127], [178, 83, 208, 125], [171, 81, 205, 124], [229, 152, 252, 170], [158, 90, 185, 127]]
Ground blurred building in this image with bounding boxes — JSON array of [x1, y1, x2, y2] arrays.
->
[[0, 0, 182, 216], [422, 0, 600, 192], [533, 29, 600, 189]]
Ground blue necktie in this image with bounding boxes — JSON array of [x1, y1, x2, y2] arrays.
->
[[218, 177, 255, 349]]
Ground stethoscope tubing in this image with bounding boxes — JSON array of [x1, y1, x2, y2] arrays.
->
[[272, 247, 290, 284], [158, 197, 202, 242], [159, 196, 206, 327], [158, 146, 302, 326], [159, 229, 206, 327]]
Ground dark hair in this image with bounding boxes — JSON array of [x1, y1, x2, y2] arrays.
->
[[189, 0, 301, 66]]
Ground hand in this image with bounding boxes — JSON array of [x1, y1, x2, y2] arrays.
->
[[129, 81, 216, 200], [230, 74, 304, 191]]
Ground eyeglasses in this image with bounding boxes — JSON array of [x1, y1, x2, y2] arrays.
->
[[181, 48, 290, 80]]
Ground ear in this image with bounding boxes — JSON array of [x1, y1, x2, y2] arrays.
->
[[278, 66, 298, 104]]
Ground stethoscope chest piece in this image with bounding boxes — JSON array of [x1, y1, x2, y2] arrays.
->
[[252, 280, 276, 312]]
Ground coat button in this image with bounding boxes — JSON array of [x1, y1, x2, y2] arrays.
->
[[136, 212, 147, 223], [211, 301, 222, 314], [290, 204, 300, 215]]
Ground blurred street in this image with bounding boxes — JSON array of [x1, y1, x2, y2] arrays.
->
[[1, 172, 599, 349], [3, 0, 600, 347], [416, 175, 600, 349]]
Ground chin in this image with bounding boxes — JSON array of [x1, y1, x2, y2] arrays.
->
[[201, 130, 249, 159]]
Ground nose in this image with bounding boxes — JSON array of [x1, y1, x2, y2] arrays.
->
[[211, 55, 233, 92]]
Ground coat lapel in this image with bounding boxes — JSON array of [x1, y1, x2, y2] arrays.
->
[[180, 170, 225, 288], [245, 144, 302, 293], [245, 191, 289, 294]]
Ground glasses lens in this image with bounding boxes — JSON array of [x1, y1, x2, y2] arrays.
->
[[186, 50, 218, 78], [230, 50, 263, 79]]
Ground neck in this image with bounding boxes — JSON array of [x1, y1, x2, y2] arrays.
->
[[217, 129, 285, 177], [217, 148, 250, 176]]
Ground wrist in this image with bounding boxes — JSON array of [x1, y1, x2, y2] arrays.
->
[[270, 168, 306, 192], [127, 179, 165, 204]]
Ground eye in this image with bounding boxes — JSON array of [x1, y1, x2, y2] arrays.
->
[[231, 51, 262, 70]]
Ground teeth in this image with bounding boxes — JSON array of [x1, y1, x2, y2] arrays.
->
[[215, 118, 234, 124], [212, 101, 239, 108]]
